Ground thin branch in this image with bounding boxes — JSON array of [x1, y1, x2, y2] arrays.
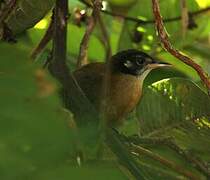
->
[[80, 0, 210, 25], [165, 140, 210, 178], [152, 0, 210, 95], [103, 6, 210, 25], [77, 0, 104, 68], [120, 134, 210, 178], [31, 15, 54, 60], [131, 144, 200, 180], [76, 16, 95, 68]]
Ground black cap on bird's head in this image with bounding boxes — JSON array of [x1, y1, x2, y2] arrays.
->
[[111, 49, 170, 76]]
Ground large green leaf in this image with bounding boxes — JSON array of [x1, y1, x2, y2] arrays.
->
[[0, 42, 125, 179], [137, 78, 210, 134], [137, 78, 210, 167], [1, 0, 55, 37], [119, 78, 210, 179]]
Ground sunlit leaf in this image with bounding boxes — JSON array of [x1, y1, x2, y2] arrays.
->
[[137, 78, 210, 135], [1, 0, 55, 36]]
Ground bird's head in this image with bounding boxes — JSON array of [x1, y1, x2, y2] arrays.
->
[[111, 49, 170, 77]]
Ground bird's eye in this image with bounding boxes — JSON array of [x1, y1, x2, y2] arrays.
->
[[123, 60, 133, 68], [136, 59, 143, 65]]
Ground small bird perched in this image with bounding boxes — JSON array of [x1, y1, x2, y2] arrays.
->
[[62, 49, 170, 127]]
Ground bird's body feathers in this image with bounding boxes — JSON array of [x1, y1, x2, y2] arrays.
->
[[62, 62, 142, 126]]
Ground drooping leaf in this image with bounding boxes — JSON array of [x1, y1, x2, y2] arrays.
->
[[137, 78, 210, 134], [119, 78, 210, 179]]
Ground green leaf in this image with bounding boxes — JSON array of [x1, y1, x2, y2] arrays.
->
[[0, 42, 73, 179], [2, 0, 55, 36], [122, 78, 210, 179], [0, 41, 126, 179], [157, 52, 199, 80], [137, 78, 210, 134]]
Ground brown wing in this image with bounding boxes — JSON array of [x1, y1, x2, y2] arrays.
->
[[73, 63, 105, 108], [60, 62, 105, 115]]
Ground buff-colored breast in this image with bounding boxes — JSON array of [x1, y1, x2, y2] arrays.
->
[[105, 73, 142, 126]]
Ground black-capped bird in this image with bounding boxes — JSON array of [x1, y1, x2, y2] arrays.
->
[[62, 49, 170, 126]]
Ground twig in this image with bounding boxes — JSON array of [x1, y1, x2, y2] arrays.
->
[[152, 0, 210, 95], [77, 1, 102, 68], [165, 140, 210, 178], [130, 143, 200, 180], [137, 161, 186, 179], [31, 15, 54, 60], [76, 16, 95, 68], [80, 0, 210, 25], [121, 134, 173, 145]]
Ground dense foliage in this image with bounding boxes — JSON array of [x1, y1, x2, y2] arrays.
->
[[0, 0, 210, 179]]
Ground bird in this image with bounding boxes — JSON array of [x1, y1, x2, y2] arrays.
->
[[61, 49, 170, 127]]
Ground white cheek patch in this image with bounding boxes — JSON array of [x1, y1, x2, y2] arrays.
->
[[124, 60, 133, 68]]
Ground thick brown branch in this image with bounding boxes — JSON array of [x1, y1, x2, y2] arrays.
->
[[152, 0, 210, 94], [48, 0, 98, 125]]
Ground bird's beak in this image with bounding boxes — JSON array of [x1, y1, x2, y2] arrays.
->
[[147, 61, 171, 69]]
